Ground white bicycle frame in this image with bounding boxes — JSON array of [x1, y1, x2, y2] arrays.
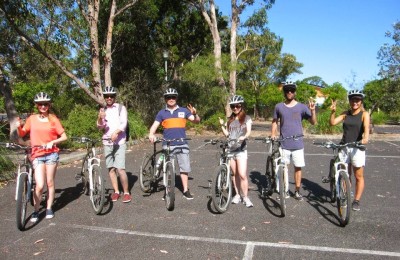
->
[[218, 150, 234, 189], [15, 158, 33, 202], [274, 146, 289, 194], [334, 149, 350, 196], [87, 146, 101, 197]]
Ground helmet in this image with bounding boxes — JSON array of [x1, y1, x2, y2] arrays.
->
[[229, 95, 245, 104], [282, 81, 297, 91], [163, 88, 178, 96], [34, 92, 51, 103], [103, 86, 117, 95], [348, 89, 365, 99]]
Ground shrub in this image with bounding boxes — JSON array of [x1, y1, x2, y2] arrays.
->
[[371, 111, 388, 125]]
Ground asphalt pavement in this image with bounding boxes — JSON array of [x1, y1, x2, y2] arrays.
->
[[0, 126, 400, 259]]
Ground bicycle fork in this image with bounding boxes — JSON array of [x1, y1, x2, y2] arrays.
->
[[87, 157, 100, 193], [274, 158, 289, 194], [334, 162, 349, 196]]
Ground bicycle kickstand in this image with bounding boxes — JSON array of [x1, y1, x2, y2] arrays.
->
[[207, 179, 212, 199]]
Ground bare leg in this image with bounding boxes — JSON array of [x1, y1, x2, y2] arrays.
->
[[353, 166, 365, 201], [109, 168, 119, 193]]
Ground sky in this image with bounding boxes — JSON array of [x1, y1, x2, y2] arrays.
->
[[215, 0, 399, 89]]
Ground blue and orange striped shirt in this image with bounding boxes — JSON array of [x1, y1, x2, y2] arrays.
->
[[155, 106, 192, 145]]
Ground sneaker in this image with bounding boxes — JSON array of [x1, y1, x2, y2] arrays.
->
[[31, 211, 39, 223], [285, 191, 290, 199], [231, 194, 241, 204], [294, 191, 304, 201], [183, 190, 194, 200], [122, 193, 132, 203], [352, 200, 360, 211], [111, 192, 120, 202], [45, 209, 54, 219], [242, 197, 253, 208]]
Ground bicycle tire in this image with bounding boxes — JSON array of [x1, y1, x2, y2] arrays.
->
[[90, 165, 105, 214], [211, 164, 232, 213], [264, 156, 274, 196], [329, 159, 336, 203], [337, 170, 351, 226], [277, 164, 287, 217], [16, 172, 28, 231], [164, 161, 175, 211], [139, 153, 155, 193]]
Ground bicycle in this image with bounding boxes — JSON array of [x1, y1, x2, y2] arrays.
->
[[72, 137, 105, 214], [204, 138, 242, 213], [255, 135, 303, 217], [313, 141, 365, 226], [0, 142, 40, 230], [140, 138, 190, 211]]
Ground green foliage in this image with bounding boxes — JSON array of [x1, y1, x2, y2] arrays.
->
[[63, 105, 101, 140], [295, 82, 317, 104], [202, 111, 226, 132], [127, 111, 148, 140], [304, 109, 342, 135], [0, 131, 15, 181], [371, 111, 389, 125], [320, 82, 348, 111]]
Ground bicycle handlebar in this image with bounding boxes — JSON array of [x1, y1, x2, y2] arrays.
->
[[0, 142, 46, 150], [254, 134, 304, 143], [313, 141, 366, 151], [71, 136, 100, 144], [154, 138, 191, 144]]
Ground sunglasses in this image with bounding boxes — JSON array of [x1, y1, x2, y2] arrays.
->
[[230, 104, 242, 109], [104, 95, 116, 99], [36, 103, 50, 107], [165, 96, 177, 100], [284, 88, 296, 93], [350, 98, 362, 103]]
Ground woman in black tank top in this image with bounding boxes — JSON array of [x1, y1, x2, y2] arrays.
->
[[329, 90, 370, 211]]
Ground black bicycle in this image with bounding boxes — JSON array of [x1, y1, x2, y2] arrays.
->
[[140, 138, 190, 211], [314, 141, 365, 226], [256, 135, 303, 217]]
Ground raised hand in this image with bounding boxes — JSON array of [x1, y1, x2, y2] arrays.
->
[[330, 99, 337, 112], [187, 103, 197, 115]]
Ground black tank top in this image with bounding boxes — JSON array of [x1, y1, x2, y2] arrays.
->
[[342, 110, 364, 143]]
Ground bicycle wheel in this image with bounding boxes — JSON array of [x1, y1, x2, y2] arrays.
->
[[264, 156, 274, 196], [329, 159, 336, 203], [164, 161, 175, 211], [90, 165, 105, 214], [211, 164, 232, 213], [337, 170, 351, 226], [277, 164, 287, 217], [140, 153, 155, 193], [16, 172, 28, 231]]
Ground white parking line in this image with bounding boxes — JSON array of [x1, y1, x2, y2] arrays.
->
[[66, 224, 400, 258]]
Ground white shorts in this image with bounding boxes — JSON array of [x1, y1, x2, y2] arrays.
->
[[232, 150, 248, 160], [340, 147, 366, 168], [282, 149, 305, 168]]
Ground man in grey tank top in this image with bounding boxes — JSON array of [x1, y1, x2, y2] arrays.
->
[[271, 81, 317, 200]]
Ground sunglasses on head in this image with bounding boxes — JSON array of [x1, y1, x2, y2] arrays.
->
[[36, 103, 50, 107], [230, 104, 242, 109], [165, 95, 177, 100], [104, 95, 116, 99]]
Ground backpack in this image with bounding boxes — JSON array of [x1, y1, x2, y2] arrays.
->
[[118, 104, 130, 141]]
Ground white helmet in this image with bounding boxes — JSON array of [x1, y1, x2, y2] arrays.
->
[[229, 95, 244, 104], [164, 88, 178, 96], [282, 81, 297, 91], [348, 89, 365, 99], [103, 86, 117, 95], [34, 92, 51, 103]]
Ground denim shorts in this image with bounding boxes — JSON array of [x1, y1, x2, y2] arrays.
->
[[32, 152, 59, 170]]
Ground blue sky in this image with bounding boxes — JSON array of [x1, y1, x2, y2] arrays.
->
[[215, 1, 399, 89]]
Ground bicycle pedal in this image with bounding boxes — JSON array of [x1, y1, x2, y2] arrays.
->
[[322, 177, 331, 183]]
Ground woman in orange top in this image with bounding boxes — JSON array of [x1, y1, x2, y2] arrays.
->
[[16, 92, 67, 222]]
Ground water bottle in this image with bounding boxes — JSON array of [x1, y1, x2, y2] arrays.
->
[[155, 154, 164, 172]]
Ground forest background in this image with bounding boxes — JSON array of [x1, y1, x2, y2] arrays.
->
[[0, 0, 399, 147]]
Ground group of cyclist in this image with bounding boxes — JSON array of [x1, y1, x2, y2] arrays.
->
[[14, 81, 369, 223]]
